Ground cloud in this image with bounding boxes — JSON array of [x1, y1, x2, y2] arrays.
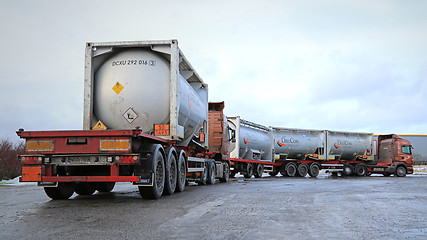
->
[[1, 0, 427, 142]]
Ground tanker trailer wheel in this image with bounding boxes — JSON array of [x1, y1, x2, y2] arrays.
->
[[97, 182, 115, 193], [139, 145, 165, 199], [396, 166, 407, 177], [163, 148, 178, 195], [342, 164, 354, 176], [296, 163, 308, 177], [220, 162, 230, 183], [44, 182, 75, 200], [254, 164, 264, 178], [308, 163, 320, 177], [285, 162, 297, 177], [75, 182, 99, 195], [243, 163, 254, 178], [207, 160, 216, 185], [354, 164, 368, 176], [175, 150, 186, 192], [197, 163, 208, 185]]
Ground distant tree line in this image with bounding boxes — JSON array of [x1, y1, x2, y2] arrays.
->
[[0, 139, 25, 180]]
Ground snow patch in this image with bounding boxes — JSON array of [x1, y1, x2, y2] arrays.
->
[[0, 176, 35, 186]]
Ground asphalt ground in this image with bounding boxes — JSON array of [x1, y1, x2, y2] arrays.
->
[[1, 173, 426, 240]]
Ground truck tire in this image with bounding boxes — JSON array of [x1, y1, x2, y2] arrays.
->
[[219, 162, 229, 183], [354, 164, 368, 176], [254, 164, 264, 178], [75, 182, 98, 195], [279, 167, 287, 176], [297, 163, 308, 177], [285, 162, 297, 177], [97, 182, 115, 193], [243, 163, 253, 178], [139, 145, 165, 199], [342, 164, 354, 176], [308, 163, 320, 177], [207, 161, 216, 185], [164, 148, 177, 195], [197, 164, 208, 185], [396, 166, 407, 177], [44, 182, 75, 200], [175, 150, 186, 192]]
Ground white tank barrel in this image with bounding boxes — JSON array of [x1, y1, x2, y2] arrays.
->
[[84, 40, 208, 147], [228, 117, 272, 161], [326, 131, 374, 161], [272, 128, 326, 160]]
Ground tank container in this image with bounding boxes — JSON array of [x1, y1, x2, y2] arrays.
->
[[83, 40, 208, 147]]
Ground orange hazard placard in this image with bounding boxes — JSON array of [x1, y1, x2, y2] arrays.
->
[[154, 124, 170, 136]]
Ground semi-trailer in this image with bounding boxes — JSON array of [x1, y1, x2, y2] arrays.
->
[[17, 40, 414, 200], [17, 40, 230, 200]]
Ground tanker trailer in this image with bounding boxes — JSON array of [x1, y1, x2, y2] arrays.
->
[[227, 116, 273, 178], [86, 41, 208, 147], [322, 133, 413, 177], [17, 40, 230, 200], [271, 127, 326, 177]]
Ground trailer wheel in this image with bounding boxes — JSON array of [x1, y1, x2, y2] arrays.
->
[[97, 182, 115, 193], [269, 172, 278, 177], [139, 145, 165, 199], [75, 183, 98, 195], [396, 166, 407, 177], [164, 148, 177, 195], [175, 150, 186, 192], [354, 164, 368, 176], [254, 164, 264, 178], [243, 163, 253, 178], [44, 182, 75, 200], [220, 162, 229, 183], [297, 163, 308, 177], [285, 162, 297, 177], [197, 164, 208, 185], [308, 163, 320, 177], [207, 161, 216, 185], [342, 164, 354, 176], [279, 167, 287, 176]]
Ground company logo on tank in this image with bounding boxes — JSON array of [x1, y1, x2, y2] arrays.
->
[[334, 140, 353, 149], [280, 137, 300, 144]]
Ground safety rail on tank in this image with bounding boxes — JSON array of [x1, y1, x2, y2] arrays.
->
[[240, 119, 271, 133]]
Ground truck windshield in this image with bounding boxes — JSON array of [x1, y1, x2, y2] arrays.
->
[[402, 145, 412, 155]]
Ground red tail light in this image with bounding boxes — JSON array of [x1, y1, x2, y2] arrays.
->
[[20, 156, 43, 164], [115, 155, 139, 164]]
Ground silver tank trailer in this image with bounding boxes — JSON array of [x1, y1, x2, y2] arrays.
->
[[83, 40, 208, 147], [227, 116, 273, 161], [326, 131, 374, 161], [271, 127, 326, 160]]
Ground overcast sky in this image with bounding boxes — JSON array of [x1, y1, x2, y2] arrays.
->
[[1, 0, 426, 142]]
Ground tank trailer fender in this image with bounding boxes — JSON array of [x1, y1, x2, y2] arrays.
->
[[133, 144, 165, 186]]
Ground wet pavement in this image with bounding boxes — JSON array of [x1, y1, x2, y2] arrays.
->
[[1, 174, 427, 239]]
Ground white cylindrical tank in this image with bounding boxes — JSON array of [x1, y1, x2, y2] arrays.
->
[[326, 131, 374, 161], [228, 117, 273, 161], [94, 49, 170, 132], [272, 128, 326, 160], [92, 47, 207, 146]]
